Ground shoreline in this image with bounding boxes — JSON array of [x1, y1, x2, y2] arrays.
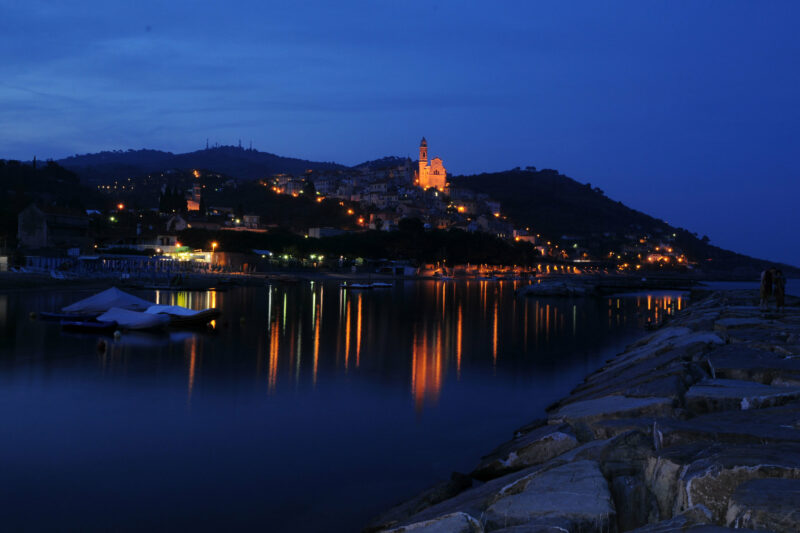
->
[[368, 289, 800, 532], [0, 270, 757, 293]]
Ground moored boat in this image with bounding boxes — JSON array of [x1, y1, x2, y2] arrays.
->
[[144, 305, 221, 327], [61, 287, 153, 314], [40, 311, 100, 322], [60, 320, 118, 334], [97, 307, 171, 331]]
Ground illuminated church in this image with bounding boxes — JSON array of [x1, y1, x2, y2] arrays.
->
[[415, 137, 447, 192]]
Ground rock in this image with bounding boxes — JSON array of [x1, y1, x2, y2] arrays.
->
[[629, 327, 692, 349], [684, 378, 800, 414], [366, 473, 474, 531], [556, 430, 652, 472], [471, 424, 579, 481], [725, 478, 800, 532], [645, 442, 800, 522], [657, 401, 800, 446], [562, 347, 692, 407], [624, 504, 728, 532], [714, 317, 774, 332], [484, 460, 615, 531], [611, 474, 658, 531], [381, 512, 483, 533], [394, 464, 550, 527], [488, 517, 578, 532], [706, 343, 800, 385], [549, 395, 674, 440]]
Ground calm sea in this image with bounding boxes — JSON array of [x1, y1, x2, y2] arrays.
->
[[1, 281, 687, 532]]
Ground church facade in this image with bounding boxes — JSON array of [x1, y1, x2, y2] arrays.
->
[[415, 137, 447, 192]]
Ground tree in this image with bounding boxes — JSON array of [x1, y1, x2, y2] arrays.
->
[[398, 217, 424, 234]]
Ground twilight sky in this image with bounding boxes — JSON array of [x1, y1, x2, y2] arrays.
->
[[1, 1, 798, 265]]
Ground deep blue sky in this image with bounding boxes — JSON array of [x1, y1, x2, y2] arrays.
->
[[2, 1, 798, 265]]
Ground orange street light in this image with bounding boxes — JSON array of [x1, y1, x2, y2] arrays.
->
[[211, 241, 218, 252], [117, 203, 125, 210]]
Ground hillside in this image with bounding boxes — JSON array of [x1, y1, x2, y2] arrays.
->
[[452, 168, 799, 276], [57, 146, 346, 183], [0, 159, 102, 246]]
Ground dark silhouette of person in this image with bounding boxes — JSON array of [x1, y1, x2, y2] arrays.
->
[[760, 268, 773, 309], [773, 269, 786, 312]]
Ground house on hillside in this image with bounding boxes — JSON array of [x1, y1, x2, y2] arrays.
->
[[17, 204, 90, 250]]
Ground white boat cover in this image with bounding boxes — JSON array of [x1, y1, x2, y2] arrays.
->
[[97, 307, 170, 330], [62, 287, 153, 314], [145, 305, 208, 317]]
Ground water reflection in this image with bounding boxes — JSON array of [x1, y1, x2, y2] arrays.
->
[[0, 284, 687, 412], [0, 283, 691, 533], [241, 283, 687, 411]]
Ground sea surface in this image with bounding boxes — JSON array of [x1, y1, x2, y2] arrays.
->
[[1, 280, 694, 532]]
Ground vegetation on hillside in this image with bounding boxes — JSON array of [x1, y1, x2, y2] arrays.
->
[[58, 146, 345, 183], [453, 168, 797, 275], [0, 160, 101, 247], [179, 218, 542, 266]]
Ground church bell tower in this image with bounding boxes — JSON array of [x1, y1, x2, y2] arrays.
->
[[418, 137, 428, 184]]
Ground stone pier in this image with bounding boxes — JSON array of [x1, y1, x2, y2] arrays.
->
[[367, 289, 800, 533]]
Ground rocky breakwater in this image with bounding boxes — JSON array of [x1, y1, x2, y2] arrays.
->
[[367, 289, 800, 533]]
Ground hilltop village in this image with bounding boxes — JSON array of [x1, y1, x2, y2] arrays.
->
[[3, 139, 698, 277]]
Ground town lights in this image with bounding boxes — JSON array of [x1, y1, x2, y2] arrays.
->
[[117, 203, 125, 210]]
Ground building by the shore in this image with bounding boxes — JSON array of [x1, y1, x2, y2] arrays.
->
[[17, 204, 90, 250]]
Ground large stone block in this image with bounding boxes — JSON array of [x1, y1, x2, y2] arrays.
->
[[645, 443, 800, 522], [484, 460, 615, 531], [725, 478, 800, 532], [685, 378, 800, 414], [382, 512, 483, 533], [471, 424, 579, 481]]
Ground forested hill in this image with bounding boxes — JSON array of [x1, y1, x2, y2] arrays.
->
[[452, 168, 799, 275], [57, 146, 346, 183]]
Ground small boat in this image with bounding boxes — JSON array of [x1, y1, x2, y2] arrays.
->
[[39, 311, 100, 322], [61, 320, 118, 334], [340, 282, 372, 289], [370, 282, 393, 288], [97, 307, 171, 331], [145, 305, 221, 328], [62, 287, 153, 314]]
